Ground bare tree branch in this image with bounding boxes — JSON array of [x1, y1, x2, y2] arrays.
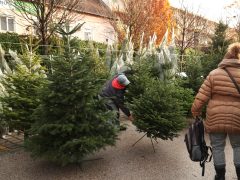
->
[[7, 0, 82, 54], [110, 0, 173, 47], [173, 0, 208, 56], [225, 0, 240, 41]]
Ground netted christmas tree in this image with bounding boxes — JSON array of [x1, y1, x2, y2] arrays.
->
[[0, 45, 46, 135], [130, 78, 186, 140], [128, 56, 188, 141], [25, 24, 117, 165], [109, 31, 192, 142]]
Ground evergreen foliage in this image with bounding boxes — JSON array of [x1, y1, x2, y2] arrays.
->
[[211, 22, 231, 53], [201, 21, 231, 78], [50, 35, 108, 57], [26, 51, 117, 165], [130, 78, 186, 140], [0, 32, 108, 56], [0, 52, 46, 133], [0, 32, 22, 52], [25, 26, 116, 165], [173, 77, 195, 116], [126, 57, 155, 103], [181, 22, 231, 94], [201, 52, 223, 78], [127, 54, 189, 140], [180, 50, 204, 94]]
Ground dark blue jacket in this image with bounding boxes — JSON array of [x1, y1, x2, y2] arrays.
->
[[100, 79, 131, 117]]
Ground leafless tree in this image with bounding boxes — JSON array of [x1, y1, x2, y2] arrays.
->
[[173, 0, 209, 57], [111, 0, 151, 45], [235, 17, 240, 41], [225, 0, 240, 41], [7, 0, 82, 54], [111, 0, 173, 48]]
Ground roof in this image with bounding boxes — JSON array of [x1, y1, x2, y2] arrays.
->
[[18, 0, 113, 19], [77, 0, 113, 19]]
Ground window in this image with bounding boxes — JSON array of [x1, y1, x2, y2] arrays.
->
[[1, 17, 7, 31], [84, 29, 92, 41], [104, 28, 115, 44], [8, 18, 14, 31], [0, 16, 15, 32]]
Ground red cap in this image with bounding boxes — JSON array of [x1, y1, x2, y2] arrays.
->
[[112, 78, 125, 89]]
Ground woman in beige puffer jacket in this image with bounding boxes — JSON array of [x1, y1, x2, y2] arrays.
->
[[191, 42, 240, 180]]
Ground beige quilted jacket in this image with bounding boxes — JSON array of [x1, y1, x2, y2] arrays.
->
[[191, 58, 240, 133]]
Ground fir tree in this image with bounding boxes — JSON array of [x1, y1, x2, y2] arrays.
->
[[0, 52, 46, 134], [181, 49, 204, 94], [127, 54, 188, 141], [131, 78, 186, 140], [201, 21, 231, 78], [212, 21, 231, 53], [25, 25, 117, 165]]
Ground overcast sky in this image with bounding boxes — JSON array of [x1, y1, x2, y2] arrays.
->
[[169, 0, 237, 25]]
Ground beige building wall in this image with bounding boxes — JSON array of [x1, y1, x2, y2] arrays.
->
[[102, 0, 124, 10], [0, 0, 116, 45], [172, 7, 218, 49], [0, 1, 31, 35], [71, 14, 116, 45]]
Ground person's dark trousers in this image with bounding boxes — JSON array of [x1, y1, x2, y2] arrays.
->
[[98, 95, 120, 127], [104, 99, 120, 127], [235, 165, 240, 180], [214, 165, 225, 180]]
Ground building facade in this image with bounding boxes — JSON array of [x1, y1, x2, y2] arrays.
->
[[0, 0, 117, 44], [171, 6, 218, 50]]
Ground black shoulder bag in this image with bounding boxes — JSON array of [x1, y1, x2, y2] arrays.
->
[[184, 117, 212, 176]]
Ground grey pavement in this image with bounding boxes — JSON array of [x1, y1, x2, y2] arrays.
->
[[0, 119, 238, 180]]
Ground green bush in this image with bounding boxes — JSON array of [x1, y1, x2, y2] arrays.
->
[[0, 32, 39, 54], [201, 52, 224, 78], [173, 79, 194, 117], [0, 32, 22, 52], [0, 32, 108, 56], [49, 36, 108, 56]]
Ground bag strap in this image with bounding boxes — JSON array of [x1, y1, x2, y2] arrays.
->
[[200, 146, 212, 176], [199, 119, 206, 176], [195, 116, 201, 123], [223, 67, 240, 94], [196, 116, 213, 176]]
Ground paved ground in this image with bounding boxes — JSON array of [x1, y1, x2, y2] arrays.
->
[[0, 119, 238, 180]]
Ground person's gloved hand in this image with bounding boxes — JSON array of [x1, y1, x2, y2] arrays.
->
[[192, 112, 201, 119]]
